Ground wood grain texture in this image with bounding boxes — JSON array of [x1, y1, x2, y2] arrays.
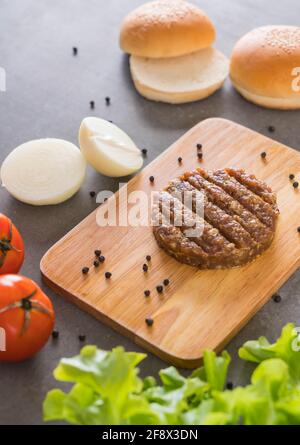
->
[[40, 118, 300, 368]]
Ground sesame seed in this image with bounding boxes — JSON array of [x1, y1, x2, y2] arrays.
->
[[144, 290, 151, 297], [178, 157, 182, 163], [268, 125, 275, 133], [226, 382, 234, 390], [145, 318, 154, 327], [142, 149, 148, 156], [197, 152, 203, 160], [143, 264, 148, 272], [149, 176, 155, 183], [89, 191, 96, 197], [90, 101, 95, 109], [261, 152, 267, 159], [78, 334, 86, 342], [105, 97, 111, 105], [82, 267, 89, 275], [293, 181, 299, 189], [99, 255, 105, 263], [197, 143, 202, 150], [146, 255, 151, 262], [289, 174, 295, 180], [297, 227, 300, 233], [105, 272, 112, 279], [72, 47, 78, 56], [163, 279, 170, 286], [95, 250, 101, 257], [93, 260, 100, 268], [156, 285, 163, 293]]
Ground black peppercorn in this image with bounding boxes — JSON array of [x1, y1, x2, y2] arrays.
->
[[90, 100, 95, 109], [72, 47, 78, 56], [196, 143, 202, 150], [226, 382, 234, 390], [268, 125, 275, 133], [149, 176, 155, 183], [144, 290, 151, 297], [94, 260, 100, 268], [95, 250, 101, 257], [143, 264, 148, 272], [293, 181, 299, 189], [297, 227, 300, 233], [142, 149, 148, 156], [82, 267, 89, 275], [272, 294, 282, 303], [105, 272, 112, 279], [289, 174, 295, 180], [146, 255, 151, 262], [156, 285, 163, 293], [78, 334, 86, 342], [52, 330, 59, 339], [105, 96, 111, 105], [178, 157, 182, 163], [261, 152, 267, 159], [99, 255, 105, 263], [145, 318, 154, 327], [197, 152, 203, 160], [163, 279, 170, 286], [90, 191, 96, 197]]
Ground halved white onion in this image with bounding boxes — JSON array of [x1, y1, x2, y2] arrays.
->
[[79, 117, 143, 177], [0, 138, 86, 206]]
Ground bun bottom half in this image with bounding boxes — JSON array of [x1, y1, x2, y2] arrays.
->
[[231, 80, 300, 110], [130, 48, 229, 104]]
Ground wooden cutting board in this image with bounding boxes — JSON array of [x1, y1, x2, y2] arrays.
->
[[41, 118, 300, 368]]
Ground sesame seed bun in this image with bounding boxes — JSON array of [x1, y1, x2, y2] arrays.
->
[[230, 26, 300, 109], [120, 0, 215, 59]]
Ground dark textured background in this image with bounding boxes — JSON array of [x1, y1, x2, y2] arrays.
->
[[0, 0, 299, 425]]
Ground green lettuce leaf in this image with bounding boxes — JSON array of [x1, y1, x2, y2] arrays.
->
[[239, 323, 300, 381], [44, 345, 151, 424], [43, 323, 300, 426], [143, 366, 209, 424]]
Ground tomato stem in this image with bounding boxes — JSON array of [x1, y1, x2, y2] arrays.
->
[[0, 290, 53, 336], [21, 298, 32, 311], [0, 221, 22, 268]]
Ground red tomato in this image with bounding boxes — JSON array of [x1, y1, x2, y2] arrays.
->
[[0, 275, 55, 362], [0, 213, 24, 275]]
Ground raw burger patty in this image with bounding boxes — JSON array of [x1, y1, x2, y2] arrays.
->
[[152, 168, 279, 269]]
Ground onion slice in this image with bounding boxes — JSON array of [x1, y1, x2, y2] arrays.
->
[[0, 138, 86, 206]]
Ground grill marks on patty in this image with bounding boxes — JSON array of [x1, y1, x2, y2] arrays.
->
[[199, 169, 278, 229], [167, 178, 256, 251], [152, 204, 210, 267], [158, 190, 235, 257], [153, 168, 279, 269], [184, 170, 275, 249], [226, 168, 278, 209]]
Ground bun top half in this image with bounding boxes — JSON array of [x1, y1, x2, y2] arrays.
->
[[230, 26, 300, 100], [120, 0, 216, 58]]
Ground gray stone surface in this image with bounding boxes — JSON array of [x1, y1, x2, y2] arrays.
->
[[0, 0, 299, 425]]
